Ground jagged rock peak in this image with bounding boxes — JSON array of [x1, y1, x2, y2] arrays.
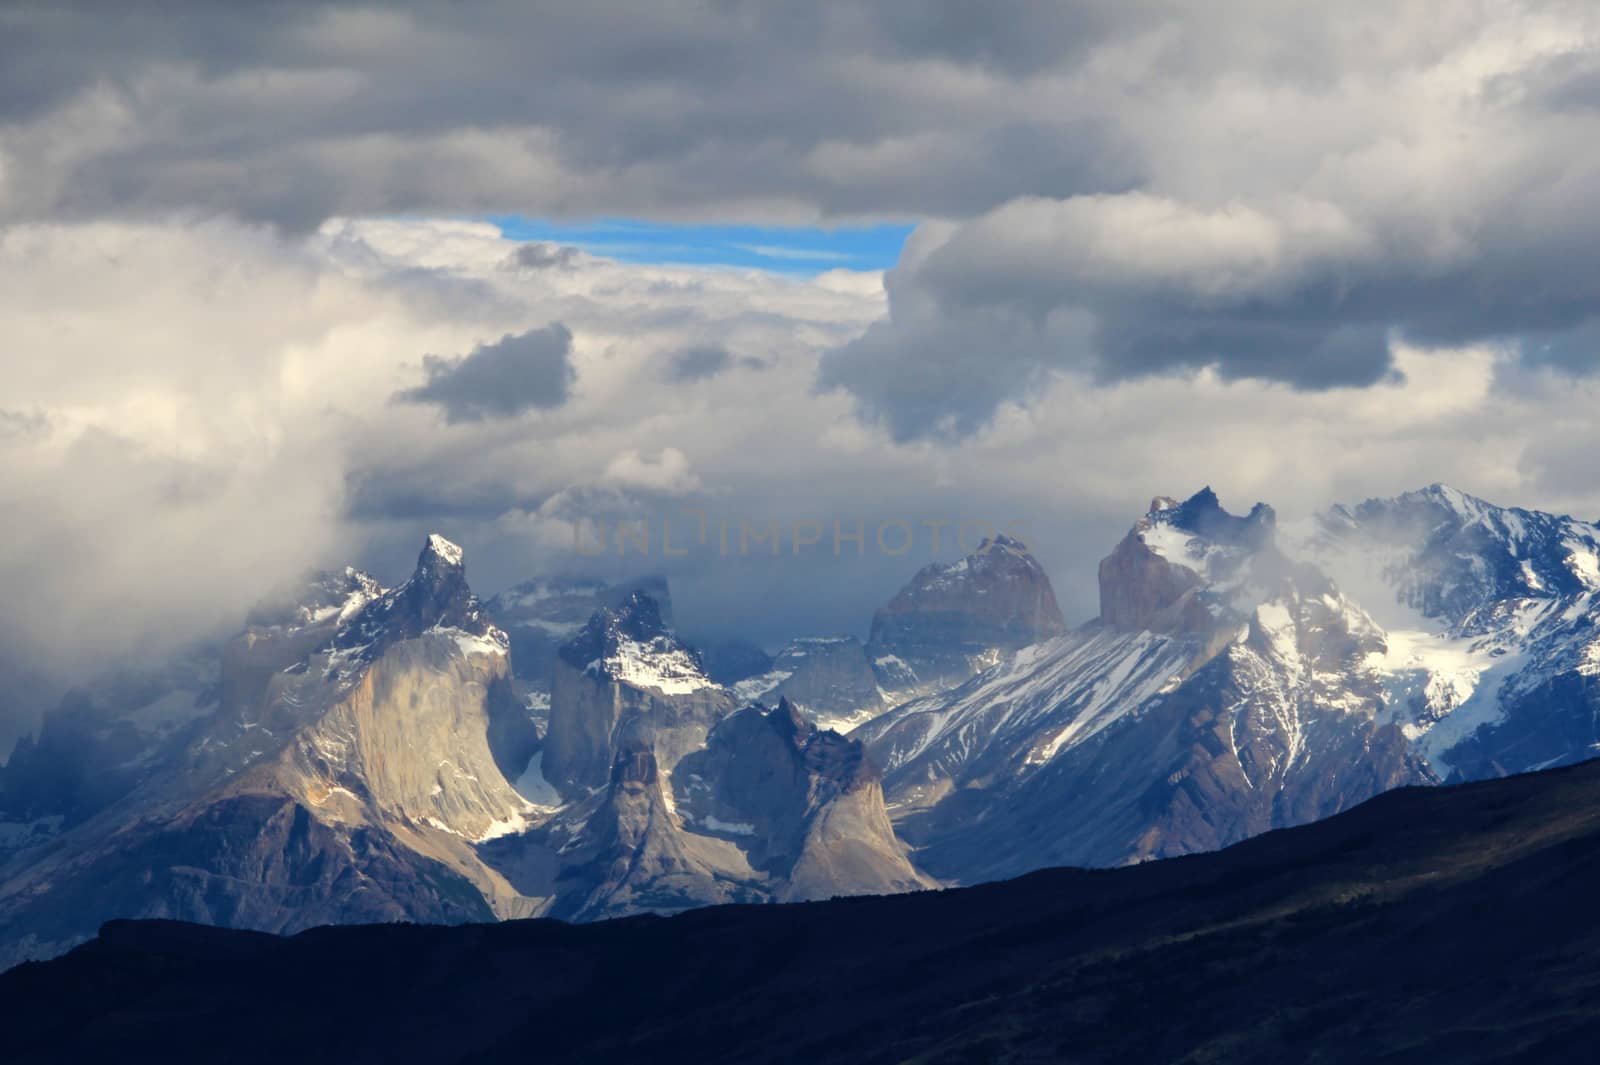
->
[[392, 533, 480, 628], [410, 533, 469, 599], [558, 591, 715, 695], [1147, 487, 1276, 550], [770, 696, 813, 741], [867, 531, 1067, 690], [1313, 484, 1600, 623], [486, 574, 675, 688], [977, 532, 1032, 556], [245, 566, 383, 632], [564, 591, 672, 659], [701, 698, 875, 799], [903, 532, 1057, 593], [1101, 488, 1287, 634], [422, 533, 464, 569], [327, 534, 500, 658]]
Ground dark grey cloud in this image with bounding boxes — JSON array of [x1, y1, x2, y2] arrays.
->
[[0, 2, 1148, 228], [0, 408, 49, 440], [12, 0, 1600, 715], [819, 78, 1600, 438], [13, 2, 1599, 430], [661, 345, 766, 383], [665, 345, 732, 382], [506, 242, 579, 271], [818, 306, 1083, 442], [395, 323, 575, 423]]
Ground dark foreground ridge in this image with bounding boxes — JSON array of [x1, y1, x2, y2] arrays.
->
[[8, 758, 1600, 1064]]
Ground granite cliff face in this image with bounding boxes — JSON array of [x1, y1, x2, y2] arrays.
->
[[0, 536, 531, 967], [674, 700, 930, 901], [1097, 490, 1274, 636], [0, 555, 933, 966], [866, 534, 1066, 697], [542, 592, 732, 795]]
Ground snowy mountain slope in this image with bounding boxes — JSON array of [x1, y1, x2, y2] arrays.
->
[[6, 481, 1597, 966], [865, 484, 1600, 885], [855, 626, 1198, 814], [865, 489, 1435, 882], [1302, 483, 1600, 780]]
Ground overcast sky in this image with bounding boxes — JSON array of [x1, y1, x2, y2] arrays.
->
[[5, 1, 1600, 745]]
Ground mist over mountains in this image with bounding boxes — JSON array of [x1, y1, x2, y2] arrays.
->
[[3, 482, 1599, 972]]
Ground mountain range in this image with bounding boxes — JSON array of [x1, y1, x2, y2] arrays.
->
[[1, 483, 1598, 970], [8, 746, 1600, 1063]]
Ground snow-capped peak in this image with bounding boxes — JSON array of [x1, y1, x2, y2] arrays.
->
[[1127, 487, 1281, 601], [1305, 485, 1600, 625], [424, 533, 465, 568], [560, 592, 715, 696], [1420, 482, 1477, 510]]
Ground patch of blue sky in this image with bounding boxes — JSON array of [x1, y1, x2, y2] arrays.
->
[[487, 215, 913, 274]]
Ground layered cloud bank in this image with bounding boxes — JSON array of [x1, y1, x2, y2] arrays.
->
[[3, 218, 1597, 696], [6, 3, 1600, 432]]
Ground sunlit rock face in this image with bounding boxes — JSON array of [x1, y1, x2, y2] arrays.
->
[[0, 551, 938, 968], [542, 591, 732, 796], [0, 535, 535, 968]]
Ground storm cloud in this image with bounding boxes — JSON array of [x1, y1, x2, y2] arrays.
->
[[395, 323, 575, 422], [7, 3, 1600, 746], [8, 2, 1599, 436]]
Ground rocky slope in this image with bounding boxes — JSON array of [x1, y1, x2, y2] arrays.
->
[[14, 755, 1600, 1064]]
